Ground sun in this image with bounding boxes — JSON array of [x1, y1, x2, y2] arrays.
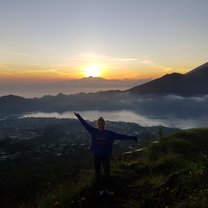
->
[[84, 64, 102, 77]]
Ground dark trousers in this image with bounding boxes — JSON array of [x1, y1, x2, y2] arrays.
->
[[93, 154, 110, 190]]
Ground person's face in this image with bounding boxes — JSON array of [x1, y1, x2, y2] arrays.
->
[[97, 120, 105, 130]]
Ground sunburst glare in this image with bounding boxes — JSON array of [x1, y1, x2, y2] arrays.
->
[[84, 64, 103, 77]]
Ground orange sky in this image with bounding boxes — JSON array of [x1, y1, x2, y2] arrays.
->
[[0, 59, 196, 84], [0, 1, 207, 85]]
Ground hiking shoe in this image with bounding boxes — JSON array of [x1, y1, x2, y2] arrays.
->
[[98, 190, 105, 196], [105, 190, 114, 196]]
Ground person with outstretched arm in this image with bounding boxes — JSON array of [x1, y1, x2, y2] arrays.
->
[[74, 112, 137, 196]]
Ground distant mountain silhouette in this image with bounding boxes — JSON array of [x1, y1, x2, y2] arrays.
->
[[1, 63, 208, 114], [0, 91, 123, 114], [60, 76, 150, 88], [128, 62, 208, 96]]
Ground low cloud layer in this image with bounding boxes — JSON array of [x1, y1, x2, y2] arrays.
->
[[1, 88, 208, 129], [19, 92, 208, 129]]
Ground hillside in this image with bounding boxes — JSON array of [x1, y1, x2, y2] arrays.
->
[[128, 62, 208, 96], [0, 117, 180, 208], [33, 128, 208, 208]]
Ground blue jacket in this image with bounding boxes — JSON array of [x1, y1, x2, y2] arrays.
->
[[75, 113, 137, 157]]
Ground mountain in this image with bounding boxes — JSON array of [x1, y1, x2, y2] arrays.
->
[[0, 95, 32, 113], [0, 76, 150, 98], [0, 63, 208, 114], [59, 76, 150, 89], [0, 90, 124, 114], [128, 62, 208, 96]]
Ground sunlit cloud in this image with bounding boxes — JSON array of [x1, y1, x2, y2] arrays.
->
[[0, 67, 73, 81], [63, 53, 171, 68], [63, 53, 106, 63], [140, 60, 172, 72], [60, 53, 175, 79], [0, 50, 37, 58], [111, 58, 141, 61], [0, 50, 178, 81]]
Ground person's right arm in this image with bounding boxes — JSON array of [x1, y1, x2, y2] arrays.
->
[[74, 112, 96, 133]]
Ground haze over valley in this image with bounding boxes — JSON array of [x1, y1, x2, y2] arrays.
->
[[0, 77, 150, 98], [0, 62, 207, 129]]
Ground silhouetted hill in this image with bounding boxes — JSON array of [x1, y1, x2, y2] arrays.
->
[[0, 95, 32, 113], [33, 128, 208, 208], [128, 62, 208, 96], [59, 76, 149, 89], [1, 63, 208, 115], [0, 91, 120, 114]]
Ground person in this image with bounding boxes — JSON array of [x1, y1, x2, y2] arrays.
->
[[74, 112, 137, 196]]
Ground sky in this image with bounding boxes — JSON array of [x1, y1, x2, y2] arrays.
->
[[0, 0, 208, 84]]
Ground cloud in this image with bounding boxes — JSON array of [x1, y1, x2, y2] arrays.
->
[[111, 58, 141, 61], [60, 92, 208, 120], [139, 60, 172, 72], [63, 53, 107, 63], [20, 92, 208, 129], [166, 95, 185, 100], [188, 97, 207, 102], [58, 53, 174, 77], [0, 50, 37, 58], [64, 53, 168, 66]]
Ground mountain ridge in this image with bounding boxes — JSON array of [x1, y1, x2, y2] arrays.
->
[[128, 62, 208, 96], [0, 62, 208, 114]]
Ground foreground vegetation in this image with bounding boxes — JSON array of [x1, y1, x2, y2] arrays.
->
[[0, 117, 179, 208], [34, 128, 208, 208], [1, 125, 208, 207]]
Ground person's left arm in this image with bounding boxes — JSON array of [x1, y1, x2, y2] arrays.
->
[[109, 130, 137, 142]]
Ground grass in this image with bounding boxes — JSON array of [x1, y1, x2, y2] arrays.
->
[[31, 128, 208, 208]]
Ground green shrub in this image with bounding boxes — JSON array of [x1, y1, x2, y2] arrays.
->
[[148, 142, 163, 161], [166, 137, 196, 157], [154, 153, 185, 174], [173, 128, 208, 153], [148, 134, 198, 161]]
